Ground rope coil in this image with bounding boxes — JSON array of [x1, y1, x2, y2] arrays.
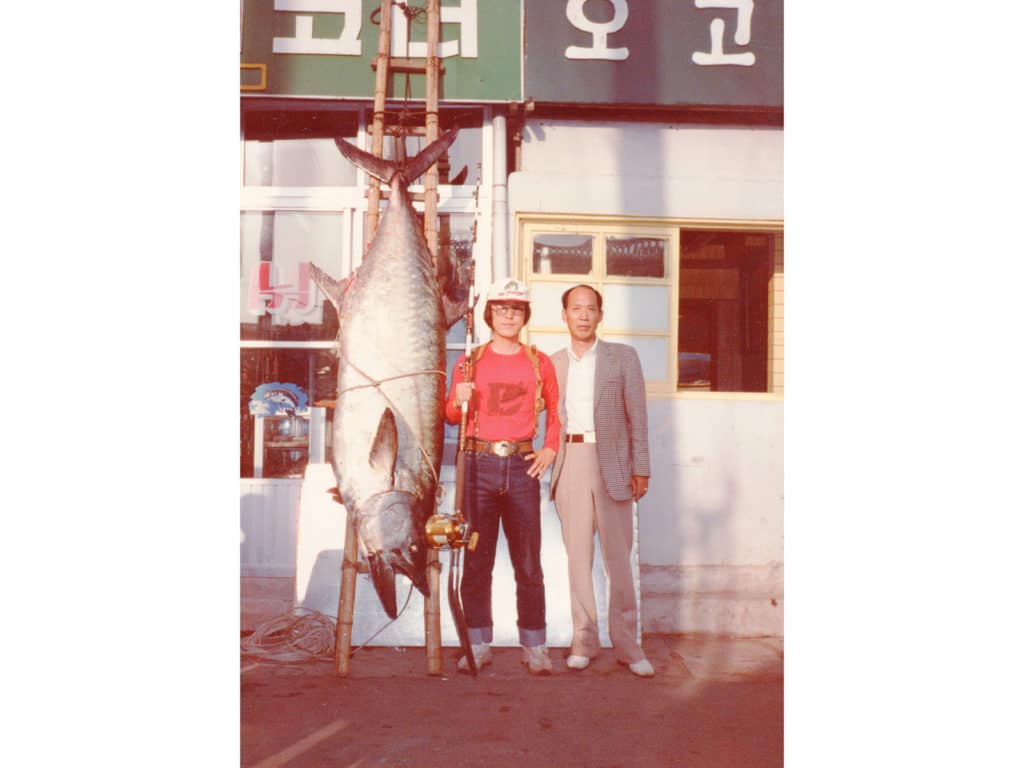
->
[[241, 609, 336, 664]]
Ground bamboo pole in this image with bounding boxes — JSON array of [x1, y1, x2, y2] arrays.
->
[[423, 0, 441, 261], [336, 0, 393, 678], [333, 513, 360, 677], [423, 0, 443, 677], [365, 0, 394, 251]]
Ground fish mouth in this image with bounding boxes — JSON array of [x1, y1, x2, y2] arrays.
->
[[357, 490, 430, 619]]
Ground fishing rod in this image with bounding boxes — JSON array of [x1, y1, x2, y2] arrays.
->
[[424, 238, 479, 675]]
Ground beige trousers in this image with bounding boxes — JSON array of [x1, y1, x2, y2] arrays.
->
[[554, 443, 643, 663]]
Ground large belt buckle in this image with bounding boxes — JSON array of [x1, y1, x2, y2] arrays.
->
[[492, 440, 516, 457]]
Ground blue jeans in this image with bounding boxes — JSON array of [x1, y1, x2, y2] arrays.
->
[[461, 451, 546, 647]]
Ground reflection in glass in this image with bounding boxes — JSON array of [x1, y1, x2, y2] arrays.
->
[[441, 212, 475, 342], [532, 234, 593, 275], [243, 137, 359, 187], [678, 230, 775, 392], [240, 348, 337, 478], [240, 211, 345, 342], [607, 236, 666, 277], [242, 122, 483, 189]]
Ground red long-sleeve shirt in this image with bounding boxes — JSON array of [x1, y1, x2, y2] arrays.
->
[[445, 343, 561, 454]]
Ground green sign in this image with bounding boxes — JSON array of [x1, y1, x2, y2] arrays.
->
[[241, 0, 522, 101], [523, 0, 782, 108]]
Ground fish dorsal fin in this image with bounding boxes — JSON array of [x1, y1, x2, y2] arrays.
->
[[368, 408, 398, 484]]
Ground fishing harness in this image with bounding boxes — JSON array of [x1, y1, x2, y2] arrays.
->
[[466, 341, 544, 436]]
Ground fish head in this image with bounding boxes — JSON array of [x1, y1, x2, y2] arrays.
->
[[357, 489, 430, 619]]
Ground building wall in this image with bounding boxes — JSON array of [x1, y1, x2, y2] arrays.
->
[[510, 120, 784, 636], [513, 121, 783, 220], [240, 478, 301, 630], [240, 118, 785, 638]]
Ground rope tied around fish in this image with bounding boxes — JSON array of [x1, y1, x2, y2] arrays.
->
[[335, 347, 448, 494]]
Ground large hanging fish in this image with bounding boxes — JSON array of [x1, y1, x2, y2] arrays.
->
[[311, 129, 469, 619]]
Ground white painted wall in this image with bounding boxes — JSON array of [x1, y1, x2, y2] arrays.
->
[[643, 397, 783, 567], [508, 119, 784, 635], [240, 478, 302, 578], [510, 120, 783, 222]]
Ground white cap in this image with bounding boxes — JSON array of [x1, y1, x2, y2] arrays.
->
[[486, 278, 530, 303]]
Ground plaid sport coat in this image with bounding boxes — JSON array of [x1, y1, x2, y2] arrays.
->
[[549, 339, 651, 502]]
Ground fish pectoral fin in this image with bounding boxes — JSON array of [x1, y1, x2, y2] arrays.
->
[[368, 408, 399, 484], [309, 263, 353, 316], [366, 554, 399, 620]]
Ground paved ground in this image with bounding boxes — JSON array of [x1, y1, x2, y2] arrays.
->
[[241, 633, 783, 767]]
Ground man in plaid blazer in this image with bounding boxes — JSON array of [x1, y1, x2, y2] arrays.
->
[[549, 284, 654, 677]]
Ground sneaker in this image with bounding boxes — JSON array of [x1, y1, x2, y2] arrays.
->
[[457, 643, 492, 673], [626, 658, 655, 678], [521, 645, 553, 676], [566, 654, 591, 670]]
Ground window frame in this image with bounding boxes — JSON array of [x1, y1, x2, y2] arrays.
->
[[517, 213, 784, 399], [239, 104, 489, 477]]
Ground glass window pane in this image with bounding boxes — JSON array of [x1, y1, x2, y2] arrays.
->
[[441, 212, 476, 342], [529, 331, 567, 357], [242, 121, 483, 188], [601, 284, 670, 332], [240, 211, 345, 342], [243, 137, 359, 187], [609, 335, 669, 383], [678, 230, 774, 392], [607, 236, 666, 277], [527, 282, 569, 328], [532, 233, 593, 275], [240, 348, 337, 478]]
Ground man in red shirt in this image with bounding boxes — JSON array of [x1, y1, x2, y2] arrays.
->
[[445, 279, 561, 675]]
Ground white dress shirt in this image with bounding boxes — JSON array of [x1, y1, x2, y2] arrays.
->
[[565, 338, 598, 434]]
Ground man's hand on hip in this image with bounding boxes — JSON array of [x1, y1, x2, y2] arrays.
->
[[525, 447, 556, 479]]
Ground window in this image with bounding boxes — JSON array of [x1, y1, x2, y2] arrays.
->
[[240, 105, 485, 476], [521, 216, 783, 395], [679, 229, 781, 393], [239, 210, 345, 477], [523, 220, 675, 391]]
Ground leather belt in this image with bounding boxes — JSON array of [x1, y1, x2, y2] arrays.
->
[[466, 437, 534, 457], [565, 432, 597, 444]]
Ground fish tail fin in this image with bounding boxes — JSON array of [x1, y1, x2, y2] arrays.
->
[[333, 128, 460, 187], [333, 138, 398, 183], [403, 129, 459, 184]]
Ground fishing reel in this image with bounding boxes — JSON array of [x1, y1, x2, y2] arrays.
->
[[425, 512, 479, 551]]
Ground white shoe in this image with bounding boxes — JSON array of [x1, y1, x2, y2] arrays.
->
[[521, 645, 552, 676], [457, 643, 492, 672], [566, 654, 591, 670], [627, 658, 654, 677]]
